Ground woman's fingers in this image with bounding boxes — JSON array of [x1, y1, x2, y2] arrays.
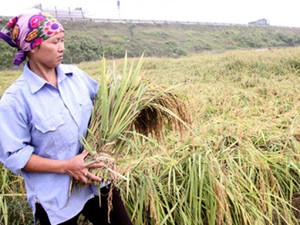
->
[[85, 161, 106, 168], [71, 151, 116, 184], [85, 171, 102, 183], [73, 168, 101, 183], [81, 150, 89, 159]]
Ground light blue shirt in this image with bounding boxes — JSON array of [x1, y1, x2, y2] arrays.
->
[[0, 63, 99, 224]]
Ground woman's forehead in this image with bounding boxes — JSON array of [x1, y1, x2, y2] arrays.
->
[[45, 32, 65, 41]]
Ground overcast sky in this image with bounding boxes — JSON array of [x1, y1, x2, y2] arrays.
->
[[0, 0, 299, 27]]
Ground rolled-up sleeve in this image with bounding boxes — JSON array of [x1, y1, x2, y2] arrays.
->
[[0, 95, 33, 175]]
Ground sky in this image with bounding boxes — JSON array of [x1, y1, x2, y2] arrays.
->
[[0, 0, 299, 27]]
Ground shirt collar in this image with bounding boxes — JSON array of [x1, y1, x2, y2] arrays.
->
[[23, 63, 74, 94]]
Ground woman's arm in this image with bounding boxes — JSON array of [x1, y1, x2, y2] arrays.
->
[[23, 151, 103, 184]]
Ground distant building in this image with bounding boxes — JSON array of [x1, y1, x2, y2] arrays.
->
[[248, 18, 270, 26], [34, 3, 86, 20]]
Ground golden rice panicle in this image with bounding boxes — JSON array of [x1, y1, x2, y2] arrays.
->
[[133, 87, 191, 140]]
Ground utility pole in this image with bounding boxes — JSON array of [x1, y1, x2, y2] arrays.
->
[[117, 0, 121, 20]]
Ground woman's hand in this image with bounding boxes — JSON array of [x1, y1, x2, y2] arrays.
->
[[65, 150, 104, 184]]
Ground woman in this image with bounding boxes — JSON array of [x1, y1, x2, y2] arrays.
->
[[0, 9, 132, 225]]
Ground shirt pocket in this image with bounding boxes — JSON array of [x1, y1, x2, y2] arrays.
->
[[34, 114, 64, 133], [32, 113, 68, 157]]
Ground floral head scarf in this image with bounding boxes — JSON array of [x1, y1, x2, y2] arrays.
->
[[0, 8, 64, 65]]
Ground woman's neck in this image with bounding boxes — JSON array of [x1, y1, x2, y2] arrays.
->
[[28, 62, 58, 87]]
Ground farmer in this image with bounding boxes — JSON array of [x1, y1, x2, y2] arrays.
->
[[0, 9, 132, 225]]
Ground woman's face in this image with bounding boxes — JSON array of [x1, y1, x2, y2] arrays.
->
[[30, 32, 65, 69]]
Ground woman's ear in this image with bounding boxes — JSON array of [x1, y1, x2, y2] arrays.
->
[[30, 45, 39, 54], [26, 50, 33, 60], [27, 45, 40, 59]]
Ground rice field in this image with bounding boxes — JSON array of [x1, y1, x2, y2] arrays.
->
[[1, 47, 300, 224]]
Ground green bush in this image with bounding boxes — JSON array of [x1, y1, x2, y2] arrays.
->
[[0, 42, 16, 69], [63, 34, 102, 64]]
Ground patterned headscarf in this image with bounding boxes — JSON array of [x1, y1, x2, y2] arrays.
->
[[0, 8, 64, 65]]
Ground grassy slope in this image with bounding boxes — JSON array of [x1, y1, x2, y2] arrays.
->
[[62, 21, 300, 55]]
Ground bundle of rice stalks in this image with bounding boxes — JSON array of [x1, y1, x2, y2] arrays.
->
[[75, 55, 191, 217]]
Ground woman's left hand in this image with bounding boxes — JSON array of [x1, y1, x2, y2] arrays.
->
[[64, 150, 103, 184]]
